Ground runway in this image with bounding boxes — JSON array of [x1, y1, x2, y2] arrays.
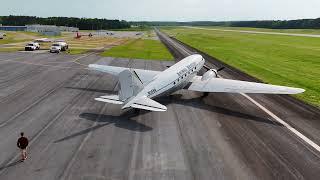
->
[[0, 33, 319, 180]]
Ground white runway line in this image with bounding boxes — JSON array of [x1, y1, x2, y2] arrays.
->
[[241, 93, 320, 152]]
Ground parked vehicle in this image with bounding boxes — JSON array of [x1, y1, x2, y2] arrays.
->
[[25, 42, 40, 51], [55, 41, 69, 51], [50, 43, 62, 53], [0, 33, 6, 39]]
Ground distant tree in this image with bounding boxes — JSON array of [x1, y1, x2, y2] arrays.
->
[[0, 15, 130, 30], [131, 18, 320, 29]]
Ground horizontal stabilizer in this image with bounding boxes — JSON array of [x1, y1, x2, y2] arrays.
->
[[124, 97, 167, 112], [88, 64, 159, 84], [189, 76, 305, 94], [95, 95, 123, 105]]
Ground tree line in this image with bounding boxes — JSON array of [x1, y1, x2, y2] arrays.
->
[[1, 16, 319, 30], [132, 18, 320, 29], [0, 16, 130, 30]]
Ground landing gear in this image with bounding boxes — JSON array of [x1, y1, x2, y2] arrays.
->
[[202, 92, 209, 97], [134, 108, 140, 114]]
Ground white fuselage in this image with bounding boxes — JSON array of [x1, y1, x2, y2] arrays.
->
[[134, 54, 204, 100]]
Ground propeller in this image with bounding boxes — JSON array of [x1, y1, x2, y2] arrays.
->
[[203, 65, 210, 70], [203, 65, 225, 72], [217, 67, 225, 72]]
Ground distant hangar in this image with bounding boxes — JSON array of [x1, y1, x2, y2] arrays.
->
[[0, 24, 79, 36]]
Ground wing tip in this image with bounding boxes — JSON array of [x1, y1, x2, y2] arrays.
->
[[289, 87, 305, 94]]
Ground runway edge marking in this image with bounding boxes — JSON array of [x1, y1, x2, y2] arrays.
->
[[241, 93, 320, 153]]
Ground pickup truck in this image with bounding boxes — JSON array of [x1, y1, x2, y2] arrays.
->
[[50, 43, 62, 53], [25, 42, 40, 51], [55, 41, 69, 51], [0, 33, 5, 39]]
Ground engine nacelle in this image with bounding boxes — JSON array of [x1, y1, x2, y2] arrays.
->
[[201, 69, 218, 81]]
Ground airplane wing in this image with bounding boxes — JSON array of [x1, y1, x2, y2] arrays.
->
[[188, 76, 305, 94], [88, 64, 160, 84]]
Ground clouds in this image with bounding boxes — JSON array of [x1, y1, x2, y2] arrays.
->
[[1, 0, 319, 21]]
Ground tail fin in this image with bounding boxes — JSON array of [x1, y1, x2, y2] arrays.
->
[[118, 69, 144, 101]]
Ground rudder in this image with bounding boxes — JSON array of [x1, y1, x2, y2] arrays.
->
[[118, 69, 143, 101]]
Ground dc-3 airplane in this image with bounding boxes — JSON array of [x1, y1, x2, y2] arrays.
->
[[88, 54, 304, 112]]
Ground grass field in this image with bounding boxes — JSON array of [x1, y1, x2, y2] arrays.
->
[[0, 47, 23, 52], [0, 31, 36, 44], [67, 49, 89, 55], [193, 26, 320, 35], [162, 27, 320, 107], [101, 38, 173, 60], [0, 31, 128, 54]]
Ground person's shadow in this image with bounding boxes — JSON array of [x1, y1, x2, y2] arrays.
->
[[0, 160, 22, 171]]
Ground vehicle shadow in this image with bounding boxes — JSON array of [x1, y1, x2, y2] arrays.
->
[[54, 110, 152, 143], [158, 94, 283, 126]]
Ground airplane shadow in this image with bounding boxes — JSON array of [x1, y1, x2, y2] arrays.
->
[[55, 92, 281, 143], [54, 110, 152, 143], [65, 87, 117, 94], [159, 94, 283, 126]]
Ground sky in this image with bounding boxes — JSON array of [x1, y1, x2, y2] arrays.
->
[[1, 0, 320, 21]]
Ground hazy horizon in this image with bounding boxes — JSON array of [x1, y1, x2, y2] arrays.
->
[[1, 0, 319, 21]]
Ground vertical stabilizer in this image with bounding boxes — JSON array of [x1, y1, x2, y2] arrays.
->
[[118, 69, 144, 101]]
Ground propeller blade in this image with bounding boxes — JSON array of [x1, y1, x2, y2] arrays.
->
[[217, 67, 225, 72], [203, 65, 211, 70]]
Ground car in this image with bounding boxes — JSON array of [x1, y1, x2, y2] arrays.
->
[[0, 33, 6, 39], [54, 41, 69, 51], [50, 43, 62, 53], [25, 42, 40, 51]]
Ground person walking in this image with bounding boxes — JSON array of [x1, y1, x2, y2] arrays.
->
[[17, 132, 29, 161]]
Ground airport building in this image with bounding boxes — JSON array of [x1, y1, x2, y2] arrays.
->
[[0, 24, 79, 36], [0, 25, 27, 31], [58, 26, 79, 32], [26, 25, 61, 36]]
